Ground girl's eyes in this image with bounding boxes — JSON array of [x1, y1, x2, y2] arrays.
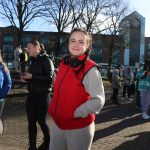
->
[[69, 40, 85, 44], [79, 41, 84, 44], [70, 40, 75, 43]]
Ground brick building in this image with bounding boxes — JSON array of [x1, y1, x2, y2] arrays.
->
[[144, 37, 150, 60], [0, 26, 123, 66], [120, 11, 145, 65], [0, 26, 68, 64]]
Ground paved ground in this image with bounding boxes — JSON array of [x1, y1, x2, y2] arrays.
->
[[0, 92, 150, 150]]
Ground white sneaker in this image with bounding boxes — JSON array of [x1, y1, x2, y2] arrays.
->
[[129, 98, 133, 101], [121, 97, 125, 100], [142, 112, 150, 120]]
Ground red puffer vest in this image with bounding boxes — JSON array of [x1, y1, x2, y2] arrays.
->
[[48, 59, 97, 129]]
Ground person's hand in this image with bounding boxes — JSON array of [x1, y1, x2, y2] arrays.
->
[[20, 74, 24, 81], [74, 105, 89, 118], [20, 73, 32, 80], [144, 71, 148, 76], [20, 73, 25, 80], [74, 108, 80, 119], [141, 71, 148, 79]]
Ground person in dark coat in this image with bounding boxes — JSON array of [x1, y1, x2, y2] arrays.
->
[[21, 40, 54, 150], [19, 48, 28, 73]]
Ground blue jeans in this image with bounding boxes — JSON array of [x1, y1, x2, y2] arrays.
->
[[112, 88, 119, 102]]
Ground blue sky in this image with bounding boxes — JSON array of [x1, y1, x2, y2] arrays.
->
[[0, 0, 150, 36], [129, 0, 150, 37]]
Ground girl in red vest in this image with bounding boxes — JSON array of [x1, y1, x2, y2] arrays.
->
[[48, 28, 105, 150]]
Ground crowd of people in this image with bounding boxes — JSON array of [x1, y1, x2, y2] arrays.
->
[[0, 27, 150, 150], [18, 28, 105, 150], [14, 45, 28, 72], [110, 60, 150, 120], [111, 64, 134, 104]]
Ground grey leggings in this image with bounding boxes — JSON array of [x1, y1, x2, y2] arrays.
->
[[50, 121, 95, 150], [140, 91, 150, 113]]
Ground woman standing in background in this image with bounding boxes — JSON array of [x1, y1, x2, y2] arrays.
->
[[21, 40, 54, 150], [137, 60, 150, 120]]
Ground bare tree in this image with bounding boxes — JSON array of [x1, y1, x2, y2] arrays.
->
[[42, 0, 83, 56], [41, 0, 115, 56], [71, 0, 85, 29], [100, 0, 129, 77], [0, 0, 43, 45], [79, 0, 111, 33]]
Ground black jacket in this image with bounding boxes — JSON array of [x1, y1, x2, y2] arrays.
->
[[27, 51, 54, 93], [19, 52, 26, 62]]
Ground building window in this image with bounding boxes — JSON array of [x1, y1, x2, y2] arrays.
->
[[148, 43, 150, 49], [3, 45, 14, 65], [60, 37, 66, 44], [112, 49, 119, 64], [59, 37, 67, 55], [22, 36, 32, 47], [40, 37, 49, 44], [4, 34, 13, 44], [23, 36, 31, 42], [92, 41, 102, 54], [91, 40, 102, 63]]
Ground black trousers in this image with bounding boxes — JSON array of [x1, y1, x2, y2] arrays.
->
[[26, 92, 50, 146], [112, 88, 119, 102], [20, 62, 26, 73], [123, 85, 131, 98]]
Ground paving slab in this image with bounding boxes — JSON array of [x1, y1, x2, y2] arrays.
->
[[0, 93, 149, 150]]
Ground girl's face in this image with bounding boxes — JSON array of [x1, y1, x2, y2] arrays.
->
[[68, 31, 88, 57], [27, 43, 39, 57]]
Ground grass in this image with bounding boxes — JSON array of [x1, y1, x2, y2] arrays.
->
[[102, 79, 111, 91]]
